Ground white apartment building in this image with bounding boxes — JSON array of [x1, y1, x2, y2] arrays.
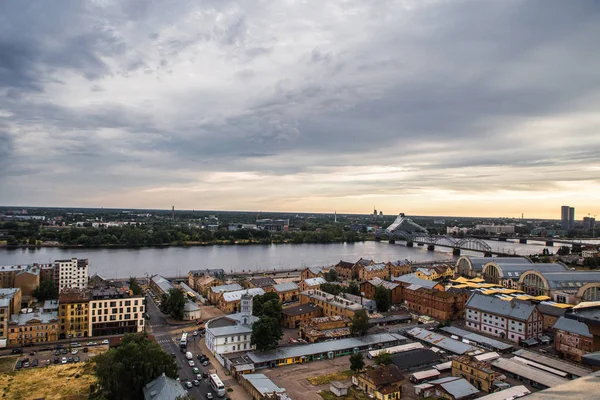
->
[[465, 293, 543, 343], [88, 288, 144, 336], [205, 294, 257, 365], [56, 258, 88, 293]]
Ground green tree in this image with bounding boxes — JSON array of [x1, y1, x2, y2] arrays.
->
[[325, 269, 338, 282], [374, 286, 392, 312], [93, 333, 177, 400], [251, 316, 283, 351], [346, 281, 361, 296], [252, 292, 281, 317], [28, 236, 37, 245], [261, 299, 282, 320], [32, 279, 58, 302], [350, 309, 371, 337], [161, 288, 186, 320], [320, 283, 344, 296], [350, 352, 365, 372], [128, 277, 143, 296], [373, 351, 392, 365]]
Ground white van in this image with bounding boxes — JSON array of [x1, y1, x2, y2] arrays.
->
[[185, 351, 193, 360]]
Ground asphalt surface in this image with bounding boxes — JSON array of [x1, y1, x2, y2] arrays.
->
[[146, 293, 220, 400]]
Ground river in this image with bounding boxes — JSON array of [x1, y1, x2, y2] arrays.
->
[[0, 239, 560, 279]]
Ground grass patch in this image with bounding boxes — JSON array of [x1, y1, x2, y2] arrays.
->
[[0, 361, 97, 400], [319, 388, 370, 400], [0, 356, 18, 375], [307, 370, 354, 386]]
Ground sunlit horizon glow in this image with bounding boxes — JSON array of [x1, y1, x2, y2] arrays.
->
[[1, 1, 599, 219]]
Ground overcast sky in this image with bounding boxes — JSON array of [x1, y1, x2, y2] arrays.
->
[[1, 1, 600, 218]]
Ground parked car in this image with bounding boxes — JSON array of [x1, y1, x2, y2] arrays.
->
[[101, 339, 109, 345], [197, 354, 205, 360], [188, 360, 195, 367], [171, 352, 176, 358], [15, 360, 23, 370], [192, 367, 200, 374], [193, 331, 198, 336], [202, 360, 209, 366], [71, 342, 82, 347], [61, 357, 67, 364], [11, 348, 23, 354], [23, 362, 30, 368], [32, 359, 38, 367], [45, 359, 51, 366], [54, 350, 61, 356], [29, 351, 36, 356], [202, 372, 208, 379], [206, 393, 213, 399], [74, 356, 80, 363], [71, 349, 78, 355], [61, 349, 68, 354], [54, 357, 60, 364], [196, 374, 202, 381], [185, 381, 193, 389], [67, 357, 74, 363], [192, 379, 200, 386]]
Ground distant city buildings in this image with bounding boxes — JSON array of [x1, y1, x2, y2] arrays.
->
[[561, 205, 575, 231]]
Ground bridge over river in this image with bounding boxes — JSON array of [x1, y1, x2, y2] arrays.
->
[[375, 214, 498, 256]]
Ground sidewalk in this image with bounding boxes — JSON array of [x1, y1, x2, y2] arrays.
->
[[198, 338, 251, 400]]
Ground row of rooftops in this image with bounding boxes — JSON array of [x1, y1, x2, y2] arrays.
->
[[300, 289, 364, 311]]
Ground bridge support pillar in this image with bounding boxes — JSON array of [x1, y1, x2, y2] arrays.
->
[[388, 239, 395, 244], [427, 244, 435, 251], [545, 241, 554, 246], [519, 238, 527, 244], [406, 242, 414, 247], [452, 248, 461, 256], [499, 237, 507, 242], [484, 252, 492, 257]]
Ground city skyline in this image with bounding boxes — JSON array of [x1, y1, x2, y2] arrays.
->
[[1, 1, 600, 218]]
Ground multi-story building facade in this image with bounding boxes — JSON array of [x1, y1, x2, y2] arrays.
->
[[299, 289, 364, 318], [465, 293, 543, 343], [89, 288, 145, 336], [0, 265, 27, 288], [386, 260, 411, 278], [280, 303, 323, 329], [298, 277, 327, 292], [59, 289, 91, 339], [356, 263, 389, 281], [7, 311, 59, 346], [299, 315, 351, 343], [272, 282, 299, 303], [14, 266, 41, 300], [553, 316, 595, 362], [334, 260, 355, 280], [451, 356, 499, 393], [0, 288, 22, 342], [218, 288, 265, 314], [300, 267, 328, 281], [208, 283, 243, 305], [56, 258, 88, 293], [188, 273, 223, 296], [537, 303, 567, 332], [360, 278, 402, 304], [248, 277, 276, 292], [518, 270, 600, 304], [404, 287, 467, 321]]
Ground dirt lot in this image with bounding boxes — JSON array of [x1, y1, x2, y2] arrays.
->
[[262, 356, 373, 400]]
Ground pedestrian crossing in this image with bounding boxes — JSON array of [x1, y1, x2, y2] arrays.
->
[[149, 324, 167, 328], [157, 339, 174, 344]]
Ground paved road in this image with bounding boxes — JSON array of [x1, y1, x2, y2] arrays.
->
[[146, 293, 219, 400]]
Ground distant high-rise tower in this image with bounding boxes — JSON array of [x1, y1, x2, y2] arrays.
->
[[569, 207, 575, 230], [379, 211, 383, 216], [561, 206, 575, 231], [172, 206, 175, 220], [334, 211, 337, 223], [373, 207, 377, 216]]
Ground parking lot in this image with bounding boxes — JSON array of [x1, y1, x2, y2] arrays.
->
[[12, 342, 108, 371]]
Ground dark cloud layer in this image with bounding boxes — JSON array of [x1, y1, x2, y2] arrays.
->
[[1, 0, 600, 215]]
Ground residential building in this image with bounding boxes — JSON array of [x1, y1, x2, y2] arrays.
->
[[464, 293, 543, 343], [355, 364, 404, 400], [519, 270, 600, 304], [256, 219, 289, 232], [301, 266, 328, 280], [0, 265, 27, 288], [352, 258, 376, 280], [143, 373, 188, 400], [561, 206, 571, 231], [421, 376, 480, 400], [59, 288, 91, 339], [56, 258, 88, 293], [40, 264, 56, 284], [553, 316, 594, 362], [299, 315, 351, 343], [188, 273, 223, 296], [451, 356, 499, 393], [356, 263, 389, 281], [298, 277, 327, 292], [89, 288, 144, 336], [334, 260, 355, 280], [239, 374, 290, 400], [218, 288, 265, 314], [206, 294, 257, 359], [343, 293, 377, 313], [583, 217, 596, 230], [280, 303, 323, 329], [150, 275, 176, 296], [414, 267, 448, 281], [475, 225, 515, 234], [455, 256, 530, 278], [361, 278, 402, 303], [299, 289, 364, 318], [433, 264, 455, 279], [248, 277, 276, 292], [387, 260, 411, 278], [0, 288, 22, 341], [404, 287, 467, 321], [7, 311, 59, 346], [208, 283, 244, 305], [14, 266, 40, 300], [272, 282, 299, 303]]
